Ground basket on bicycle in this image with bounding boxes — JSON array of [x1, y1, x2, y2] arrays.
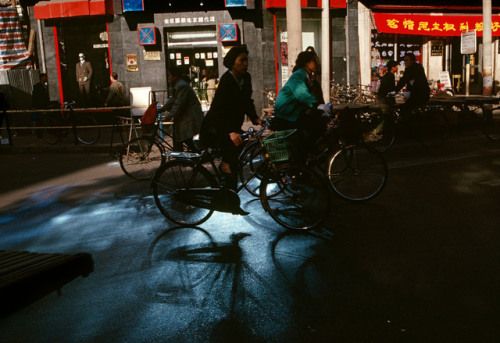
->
[[263, 129, 295, 162]]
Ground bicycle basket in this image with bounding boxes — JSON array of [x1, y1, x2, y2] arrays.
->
[[337, 109, 362, 143], [263, 129, 295, 162]]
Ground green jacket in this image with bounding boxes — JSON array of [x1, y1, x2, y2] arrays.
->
[[274, 68, 317, 122]]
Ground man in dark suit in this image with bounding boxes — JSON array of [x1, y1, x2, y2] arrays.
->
[[76, 52, 93, 106], [31, 73, 51, 138]]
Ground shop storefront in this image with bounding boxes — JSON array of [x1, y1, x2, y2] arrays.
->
[[370, 12, 500, 94]]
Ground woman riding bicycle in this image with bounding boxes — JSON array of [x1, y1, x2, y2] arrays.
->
[[273, 51, 330, 162], [200, 45, 262, 190]]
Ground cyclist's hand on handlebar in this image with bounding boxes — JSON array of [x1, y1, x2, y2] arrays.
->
[[317, 103, 333, 117], [230, 132, 243, 147]]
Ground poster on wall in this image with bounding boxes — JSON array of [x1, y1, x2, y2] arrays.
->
[[206, 60, 214, 66], [176, 60, 182, 66], [184, 56, 190, 64], [126, 54, 138, 71]]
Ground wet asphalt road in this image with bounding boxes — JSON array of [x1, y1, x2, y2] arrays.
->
[[0, 131, 500, 342]]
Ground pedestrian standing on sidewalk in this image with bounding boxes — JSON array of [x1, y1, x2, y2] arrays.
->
[[104, 72, 125, 107], [158, 66, 204, 152], [31, 73, 51, 138]]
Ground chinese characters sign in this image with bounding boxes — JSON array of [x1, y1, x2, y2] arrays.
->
[[374, 14, 500, 37]]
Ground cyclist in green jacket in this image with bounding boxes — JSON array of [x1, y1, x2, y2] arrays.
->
[[273, 51, 330, 160]]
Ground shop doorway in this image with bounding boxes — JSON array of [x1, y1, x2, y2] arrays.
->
[[164, 27, 219, 108], [55, 20, 111, 107]]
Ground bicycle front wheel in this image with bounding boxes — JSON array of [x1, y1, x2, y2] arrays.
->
[[414, 107, 448, 148], [120, 137, 165, 180], [238, 141, 267, 197], [260, 165, 331, 230], [483, 109, 500, 140], [76, 113, 100, 145], [328, 144, 387, 201], [152, 159, 217, 226]]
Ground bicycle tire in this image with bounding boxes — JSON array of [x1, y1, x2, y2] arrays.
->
[[152, 159, 218, 226], [259, 165, 331, 230], [238, 141, 267, 197], [120, 136, 165, 180], [414, 107, 448, 148], [361, 109, 395, 153], [483, 109, 500, 141], [76, 113, 100, 145], [40, 114, 61, 145], [328, 144, 387, 201]]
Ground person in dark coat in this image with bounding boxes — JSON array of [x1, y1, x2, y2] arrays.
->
[[200, 45, 262, 189], [158, 66, 204, 151], [395, 53, 430, 110], [31, 73, 51, 138]]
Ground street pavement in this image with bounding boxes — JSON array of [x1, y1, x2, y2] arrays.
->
[[0, 124, 500, 342]]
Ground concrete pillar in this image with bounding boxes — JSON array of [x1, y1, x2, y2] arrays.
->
[[321, 0, 330, 102], [286, 0, 302, 71], [483, 0, 493, 95]]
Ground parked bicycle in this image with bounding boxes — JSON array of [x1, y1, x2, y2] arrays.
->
[[152, 122, 332, 231], [119, 112, 181, 180], [39, 101, 100, 145]]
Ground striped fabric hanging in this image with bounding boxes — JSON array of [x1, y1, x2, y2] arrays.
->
[[0, 7, 31, 70]]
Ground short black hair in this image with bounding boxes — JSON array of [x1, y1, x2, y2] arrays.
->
[[223, 45, 249, 69], [111, 72, 118, 80], [292, 51, 317, 72], [386, 60, 398, 70], [405, 53, 416, 62], [167, 65, 182, 77], [39, 73, 47, 80]]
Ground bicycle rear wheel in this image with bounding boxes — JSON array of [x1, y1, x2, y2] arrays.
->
[[152, 159, 217, 226], [483, 109, 500, 140], [259, 165, 331, 230], [76, 113, 100, 145], [328, 144, 387, 201], [414, 107, 448, 148], [120, 136, 165, 180]]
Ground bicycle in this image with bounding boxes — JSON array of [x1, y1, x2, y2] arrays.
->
[[360, 93, 449, 152], [39, 101, 100, 145], [151, 123, 332, 230], [303, 105, 388, 202], [119, 113, 177, 180]]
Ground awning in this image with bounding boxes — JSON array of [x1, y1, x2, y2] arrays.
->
[[0, 8, 31, 70], [34, 0, 114, 20], [374, 13, 500, 37], [266, 0, 346, 9]]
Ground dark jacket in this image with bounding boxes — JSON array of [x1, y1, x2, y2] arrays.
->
[[160, 78, 204, 143], [32, 82, 50, 109], [105, 81, 125, 106], [395, 62, 430, 105], [378, 71, 396, 104], [201, 71, 258, 142]]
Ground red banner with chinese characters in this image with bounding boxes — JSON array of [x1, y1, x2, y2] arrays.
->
[[374, 13, 500, 37]]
